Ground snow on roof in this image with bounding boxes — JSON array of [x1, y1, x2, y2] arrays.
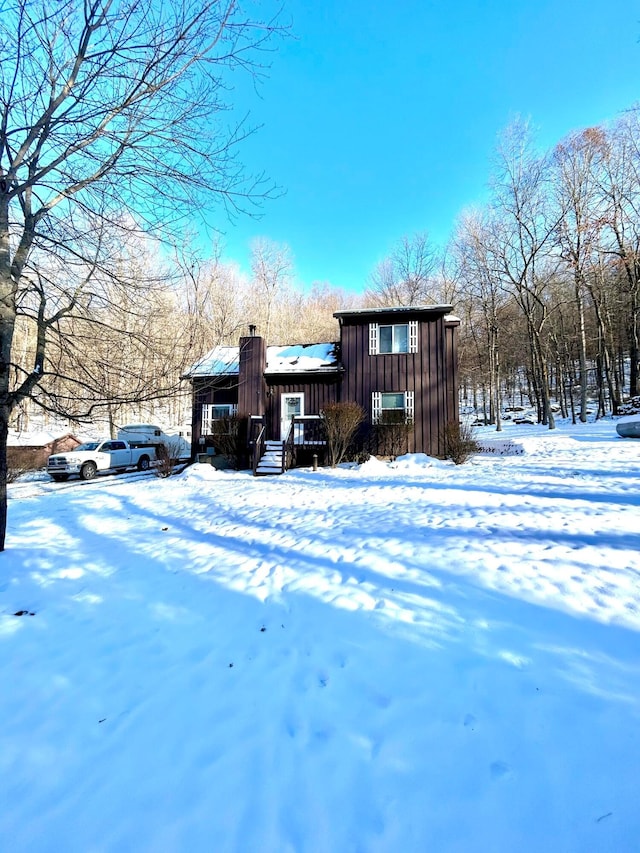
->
[[185, 342, 338, 377], [7, 429, 79, 447], [185, 346, 240, 377], [265, 343, 338, 374]]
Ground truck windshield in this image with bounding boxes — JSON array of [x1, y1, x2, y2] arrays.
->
[[75, 442, 100, 451]]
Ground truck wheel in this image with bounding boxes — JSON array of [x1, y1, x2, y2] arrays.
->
[[80, 461, 97, 481], [137, 455, 150, 472], [51, 474, 69, 482]]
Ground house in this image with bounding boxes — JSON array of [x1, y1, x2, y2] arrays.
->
[[7, 431, 83, 470], [184, 305, 460, 471]]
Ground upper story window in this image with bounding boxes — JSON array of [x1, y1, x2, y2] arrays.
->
[[369, 321, 418, 355]]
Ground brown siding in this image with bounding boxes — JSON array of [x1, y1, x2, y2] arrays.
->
[[265, 375, 340, 439], [189, 307, 459, 462], [237, 336, 267, 417], [337, 309, 455, 457]]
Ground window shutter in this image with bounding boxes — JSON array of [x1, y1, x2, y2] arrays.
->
[[369, 323, 379, 355], [201, 403, 213, 435], [372, 391, 382, 423], [409, 321, 418, 353], [404, 391, 415, 423]]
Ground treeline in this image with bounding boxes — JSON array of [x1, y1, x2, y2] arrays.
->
[[366, 114, 640, 428], [10, 233, 360, 433], [12, 113, 640, 434], [451, 114, 640, 427]]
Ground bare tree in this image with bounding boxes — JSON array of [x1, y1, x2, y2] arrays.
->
[[365, 232, 439, 307], [452, 210, 512, 430], [249, 237, 294, 340], [46, 240, 194, 434], [598, 111, 640, 398], [294, 282, 361, 342], [490, 119, 561, 428], [0, 0, 284, 549], [179, 238, 249, 350], [553, 127, 608, 420]]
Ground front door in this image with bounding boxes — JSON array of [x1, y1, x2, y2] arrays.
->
[[281, 393, 304, 442]]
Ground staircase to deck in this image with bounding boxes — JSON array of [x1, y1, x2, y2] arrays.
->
[[255, 440, 286, 476]]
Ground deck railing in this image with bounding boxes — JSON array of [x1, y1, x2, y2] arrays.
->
[[286, 415, 326, 468], [290, 415, 326, 446], [251, 424, 266, 475], [283, 420, 295, 472], [251, 414, 326, 473]]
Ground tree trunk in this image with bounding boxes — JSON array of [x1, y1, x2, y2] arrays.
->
[[575, 280, 589, 422], [0, 404, 8, 551], [629, 303, 639, 397], [0, 198, 17, 552]]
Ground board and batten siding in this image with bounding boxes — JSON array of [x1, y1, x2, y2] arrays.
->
[[265, 375, 340, 440], [337, 308, 457, 457], [237, 335, 267, 418]]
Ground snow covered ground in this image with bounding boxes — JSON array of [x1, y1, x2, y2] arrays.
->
[[1, 418, 640, 852]]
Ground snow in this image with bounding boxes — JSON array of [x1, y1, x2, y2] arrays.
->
[[185, 345, 241, 376], [2, 418, 640, 851], [185, 342, 337, 377], [7, 429, 78, 447], [264, 343, 337, 374]]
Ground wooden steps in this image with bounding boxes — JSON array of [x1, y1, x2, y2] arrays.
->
[[255, 440, 285, 475]]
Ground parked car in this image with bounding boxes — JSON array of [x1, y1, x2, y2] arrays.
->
[[47, 440, 155, 481]]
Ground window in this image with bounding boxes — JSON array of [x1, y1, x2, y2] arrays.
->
[[101, 441, 127, 452], [371, 391, 415, 423], [201, 403, 237, 435], [369, 321, 418, 354]]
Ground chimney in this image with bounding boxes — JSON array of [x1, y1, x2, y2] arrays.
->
[[238, 329, 266, 417]]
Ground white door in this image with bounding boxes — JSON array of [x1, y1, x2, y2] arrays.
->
[[281, 393, 304, 442]]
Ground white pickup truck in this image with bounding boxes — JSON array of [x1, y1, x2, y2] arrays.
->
[[47, 439, 155, 482]]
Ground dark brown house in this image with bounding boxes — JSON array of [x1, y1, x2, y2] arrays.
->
[[185, 305, 459, 472]]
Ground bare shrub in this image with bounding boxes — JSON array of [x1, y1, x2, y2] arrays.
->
[[372, 411, 413, 459], [212, 415, 244, 469], [154, 441, 172, 478], [154, 436, 189, 478], [321, 402, 365, 467], [442, 419, 479, 464]]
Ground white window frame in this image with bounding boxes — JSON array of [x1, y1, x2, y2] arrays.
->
[[369, 323, 380, 355], [201, 403, 237, 435], [371, 391, 415, 424], [409, 320, 418, 353], [369, 321, 418, 355]]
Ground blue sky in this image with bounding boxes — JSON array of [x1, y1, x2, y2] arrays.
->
[[209, 0, 640, 294]]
